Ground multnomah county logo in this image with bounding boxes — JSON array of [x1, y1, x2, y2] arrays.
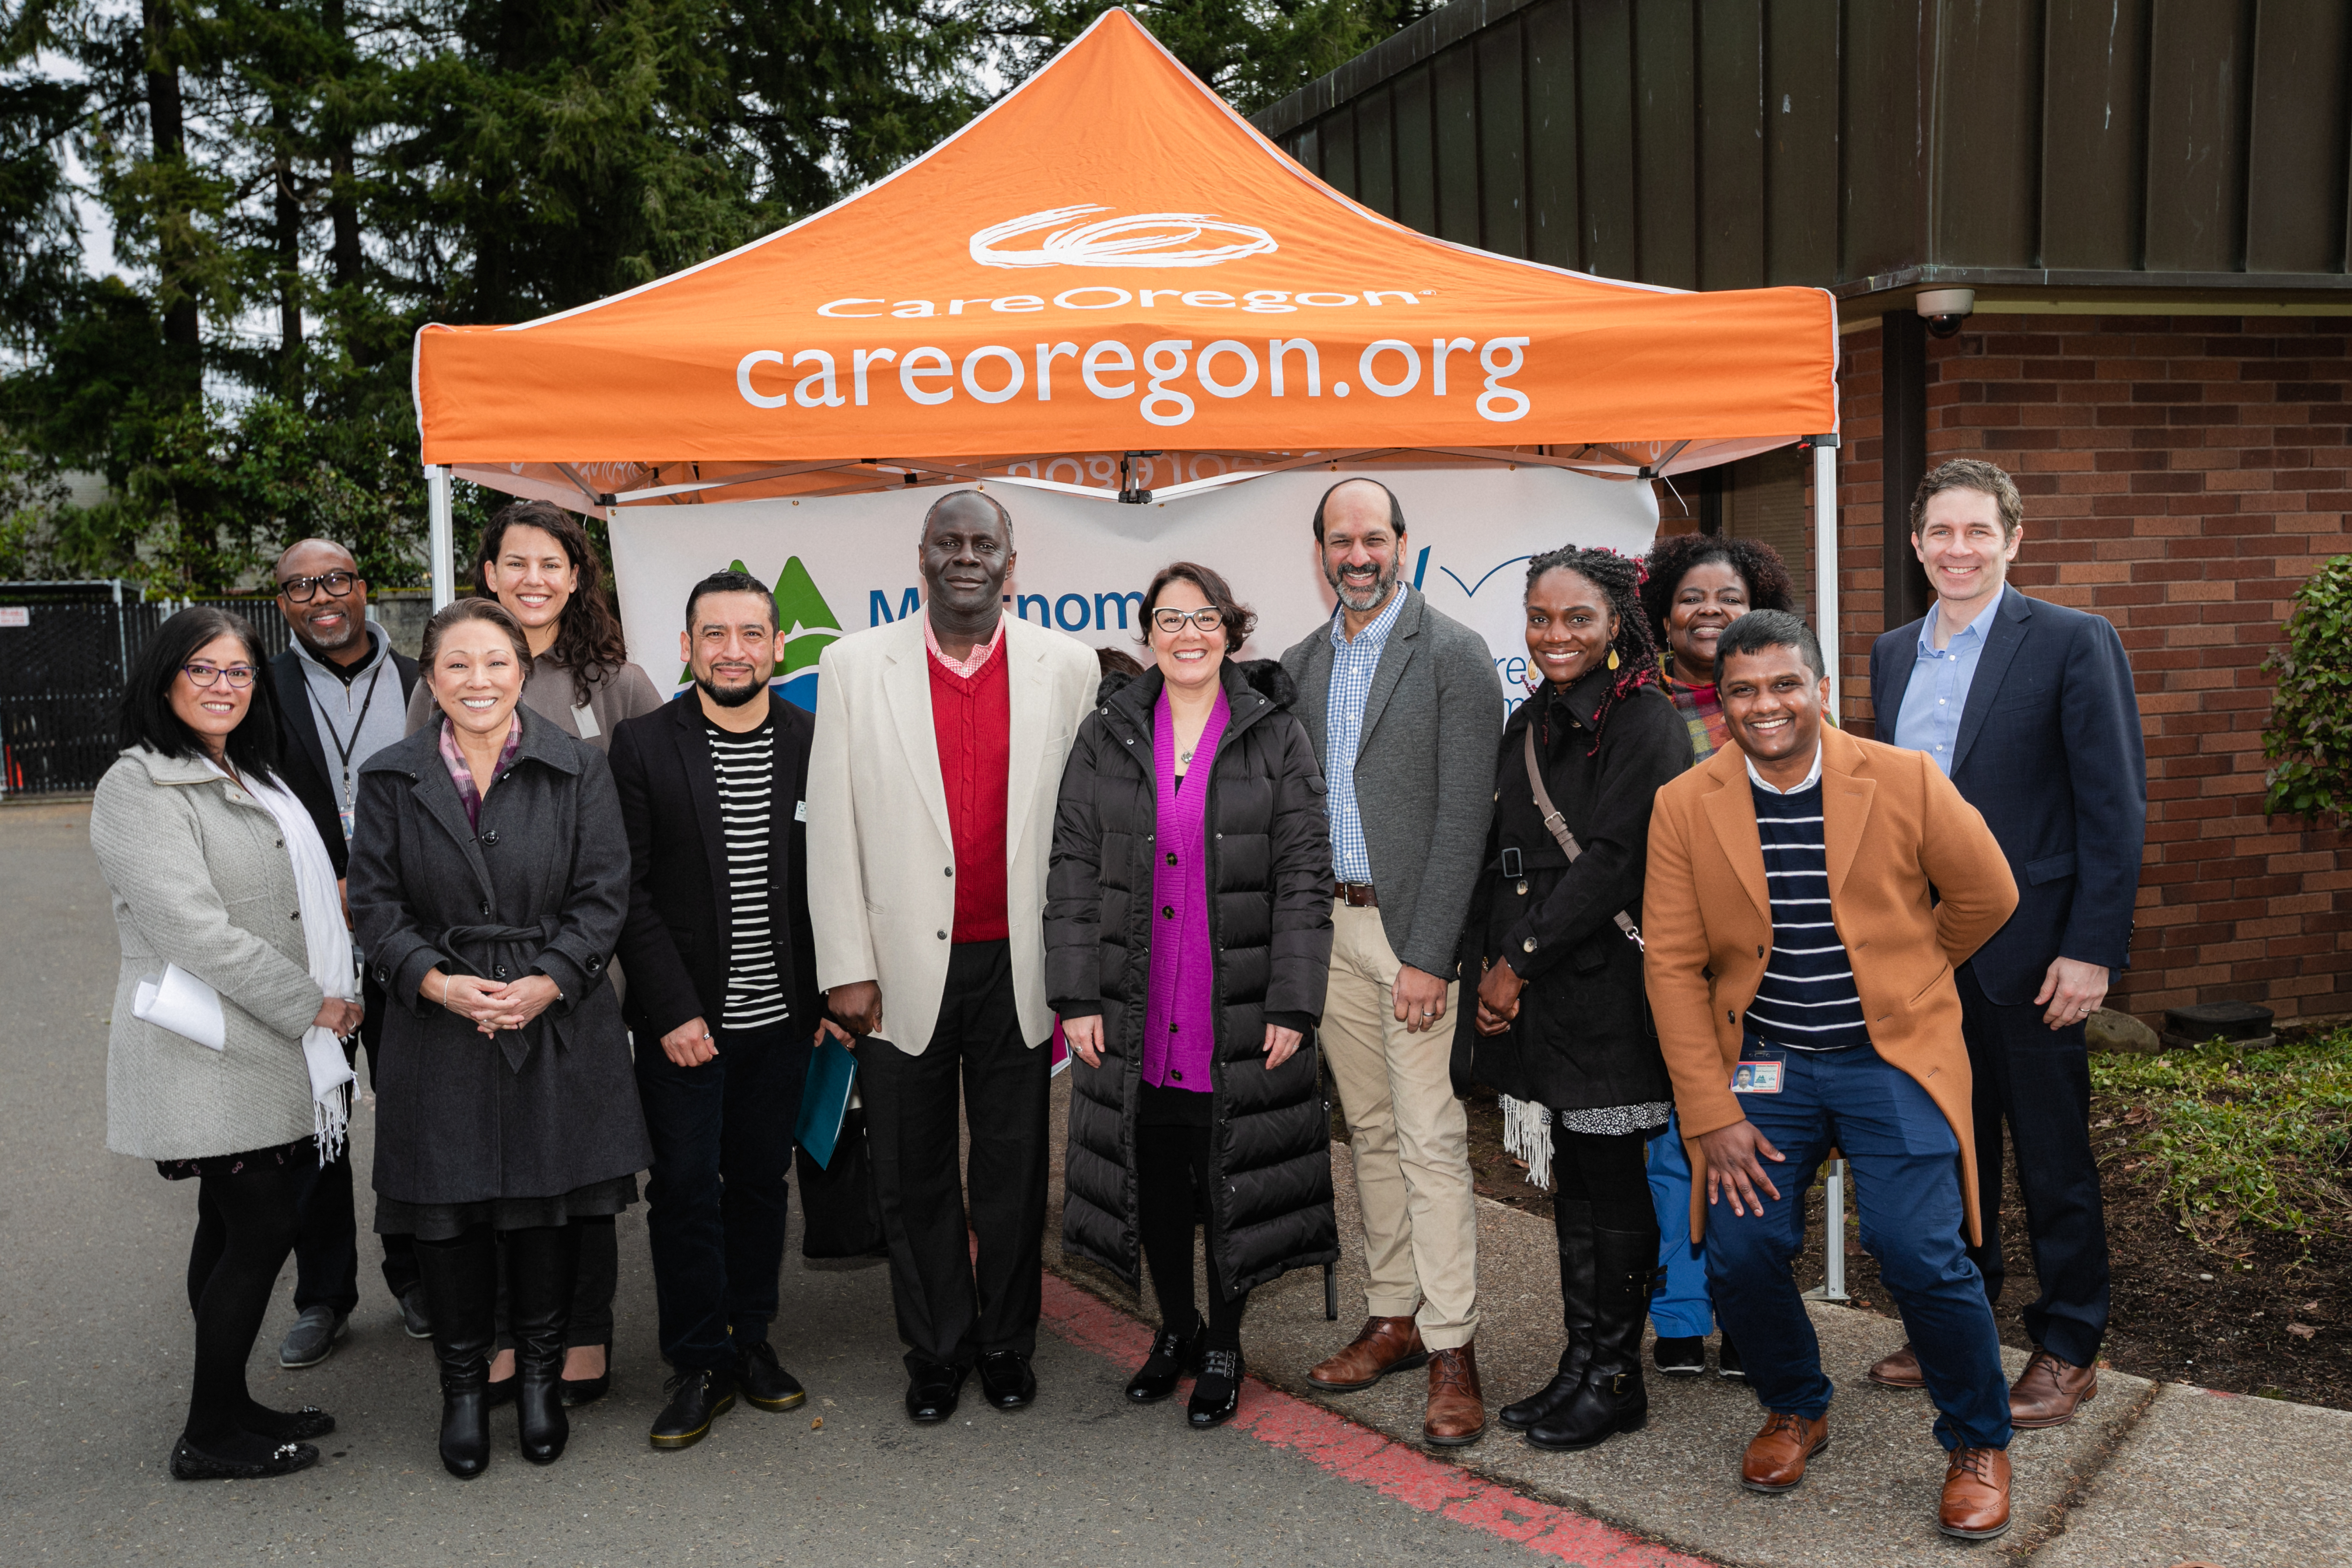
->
[[969, 205, 1278, 269]]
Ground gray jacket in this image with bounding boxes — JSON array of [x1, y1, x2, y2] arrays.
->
[[91, 748, 326, 1162], [1280, 585, 1503, 976]]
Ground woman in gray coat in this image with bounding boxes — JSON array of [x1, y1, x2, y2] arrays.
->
[[92, 607, 365, 1482], [350, 599, 649, 1479]]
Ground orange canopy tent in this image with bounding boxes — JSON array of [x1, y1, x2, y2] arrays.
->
[[412, 7, 1844, 648]]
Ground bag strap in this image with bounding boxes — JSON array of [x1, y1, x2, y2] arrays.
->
[[1523, 726, 1644, 951]]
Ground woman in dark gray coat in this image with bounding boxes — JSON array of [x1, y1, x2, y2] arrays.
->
[[1047, 562, 1336, 1428], [349, 599, 649, 1479]]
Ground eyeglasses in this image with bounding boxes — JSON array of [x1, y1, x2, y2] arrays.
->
[[182, 662, 258, 690], [1151, 607, 1225, 634], [277, 570, 358, 602]]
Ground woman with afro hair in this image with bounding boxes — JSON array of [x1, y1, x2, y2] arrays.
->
[[1457, 545, 1691, 1452]]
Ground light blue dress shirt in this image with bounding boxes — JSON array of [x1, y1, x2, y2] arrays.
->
[[1323, 586, 1407, 882], [1891, 589, 2007, 775]]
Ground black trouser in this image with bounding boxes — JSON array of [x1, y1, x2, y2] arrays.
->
[[854, 940, 1050, 1377], [1136, 1120, 1248, 1351], [1959, 963, 2110, 1367], [636, 1021, 809, 1372], [186, 1159, 306, 1442], [290, 982, 419, 1313]]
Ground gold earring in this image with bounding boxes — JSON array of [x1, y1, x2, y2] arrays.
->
[[1607, 648, 1620, 671]]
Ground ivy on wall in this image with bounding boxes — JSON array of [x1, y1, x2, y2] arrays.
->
[[2265, 554, 2352, 826]]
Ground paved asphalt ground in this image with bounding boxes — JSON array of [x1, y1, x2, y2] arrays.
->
[[0, 799, 1549, 1567]]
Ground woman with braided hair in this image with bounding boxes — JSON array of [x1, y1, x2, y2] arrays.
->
[[1457, 545, 1692, 1452]]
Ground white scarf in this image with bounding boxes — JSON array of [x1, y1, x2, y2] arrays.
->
[[215, 762, 359, 1162]]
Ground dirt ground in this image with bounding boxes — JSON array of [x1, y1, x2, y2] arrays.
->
[[1450, 1083, 2351, 1412]]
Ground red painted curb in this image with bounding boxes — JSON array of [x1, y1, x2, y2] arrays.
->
[[1037, 1269, 1715, 1567]]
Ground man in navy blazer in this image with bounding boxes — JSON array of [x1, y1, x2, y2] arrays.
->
[[1866, 458, 2146, 1430]]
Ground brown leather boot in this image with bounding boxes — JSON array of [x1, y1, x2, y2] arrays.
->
[[1422, 1344, 1486, 1448], [1868, 1342, 1926, 1389], [2009, 1348, 2098, 1428], [1939, 1445, 2012, 1539], [1740, 1411, 1829, 1493], [1306, 1316, 1428, 1393]]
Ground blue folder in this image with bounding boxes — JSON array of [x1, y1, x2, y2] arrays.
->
[[794, 1035, 859, 1169]]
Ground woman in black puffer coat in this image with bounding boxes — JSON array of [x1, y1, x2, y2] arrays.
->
[[1048, 561, 1336, 1428]]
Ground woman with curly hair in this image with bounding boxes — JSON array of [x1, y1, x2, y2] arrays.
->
[[1634, 532, 1796, 1382], [1459, 546, 1690, 1452]]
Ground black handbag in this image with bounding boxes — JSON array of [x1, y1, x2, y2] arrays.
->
[[794, 1107, 889, 1259]]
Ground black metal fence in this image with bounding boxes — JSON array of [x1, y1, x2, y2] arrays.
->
[[0, 583, 292, 797]]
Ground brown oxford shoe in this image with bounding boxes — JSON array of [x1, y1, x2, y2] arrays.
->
[[1868, 1342, 1927, 1389], [1306, 1315, 1428, 1393], [2009, 1348, 2098, 1428], [1740, 1411, 1829, 1493], [1939, 1445, 2012, 1540], [1422, 1344, 1487, 1448]]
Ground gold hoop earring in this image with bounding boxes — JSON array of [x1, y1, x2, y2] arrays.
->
[[1607, 648, 1620, 672]]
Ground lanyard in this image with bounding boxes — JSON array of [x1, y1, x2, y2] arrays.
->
[[319, 660, 387, 838]]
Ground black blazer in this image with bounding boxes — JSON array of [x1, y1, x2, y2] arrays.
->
[[1869, 586, 2146, 1006], [608, 693, 819, 1043], [270, 638, 420, 878]]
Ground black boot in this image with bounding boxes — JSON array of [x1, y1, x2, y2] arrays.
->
[[1500, 1199, 1595, 1432], [506, 1224, 580, 1465], [1526, 1225, 1658, 1452], [413, 1227, 498, 1480]]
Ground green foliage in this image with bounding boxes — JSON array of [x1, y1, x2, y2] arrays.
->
[[2091, 1030, 2352, 1244], [2265, 553, 2352, 825]]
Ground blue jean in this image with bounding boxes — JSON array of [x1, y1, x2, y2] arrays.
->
[[1645, 1111, 1713, 1337], [1703, 1038, 2011, 1452], [636, 1022, 809, 1372]]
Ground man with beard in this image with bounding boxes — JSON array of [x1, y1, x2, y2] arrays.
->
[[609, 569, 820, 1448], [806, 491, 1099, 1422], [265, 538, 421, 1368], [1279, 478, 1503, 1446]]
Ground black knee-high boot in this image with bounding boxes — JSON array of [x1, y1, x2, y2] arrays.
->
[[414, 1227, 497, 1479], [506, 1224, 579, 1464], [1526, 1224, 1657, 1451], [1501, 1198, 1596, 1431]]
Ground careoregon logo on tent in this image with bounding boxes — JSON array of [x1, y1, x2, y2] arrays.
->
[[968, 206, 1278, 269], [677, 556, 843, 714]]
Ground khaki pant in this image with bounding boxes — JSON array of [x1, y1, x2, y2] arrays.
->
[[1321, 901, 1478, 1349]]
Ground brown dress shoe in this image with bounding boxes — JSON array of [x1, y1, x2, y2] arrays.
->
[[1939, 1445, 2012, 1540], [1868, 1342, 1926, 1389], [1422, 1344, 1486, 1448], [1306, 1316, 1428, 1393], [2009, 1348, 2098, 1428], [1740, 1411, 1829, 1493]]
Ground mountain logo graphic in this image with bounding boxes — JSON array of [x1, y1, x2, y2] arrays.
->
[[676, 556, 842, 714]]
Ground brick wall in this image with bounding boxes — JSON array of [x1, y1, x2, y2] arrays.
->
[[1829, 314, 2352, 1025]]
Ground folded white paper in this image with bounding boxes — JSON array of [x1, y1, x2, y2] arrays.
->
[[134, 963, 227, 1050]]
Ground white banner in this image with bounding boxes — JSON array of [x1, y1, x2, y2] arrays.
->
[[606, 466, 1658, 718]]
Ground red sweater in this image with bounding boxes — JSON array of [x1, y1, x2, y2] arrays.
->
[[930, 636, 1011, 944]]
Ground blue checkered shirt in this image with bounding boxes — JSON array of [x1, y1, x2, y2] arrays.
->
[[1324, 588, 1407, 883]]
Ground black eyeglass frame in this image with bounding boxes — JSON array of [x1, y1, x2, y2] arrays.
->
[[1149, 606, 1228, 635], [276, 570, 360, 603]]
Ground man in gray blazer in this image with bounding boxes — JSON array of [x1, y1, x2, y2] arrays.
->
[[1281, 478, 1503, 1446]]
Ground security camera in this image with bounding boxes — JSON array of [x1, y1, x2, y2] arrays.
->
[[1916, 288, 1975, 338]]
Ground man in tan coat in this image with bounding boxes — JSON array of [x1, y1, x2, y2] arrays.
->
[[1644, 610, 2021, 1541]]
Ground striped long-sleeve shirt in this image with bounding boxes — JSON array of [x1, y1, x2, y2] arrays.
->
[[1744, 753, 1872, 1053]]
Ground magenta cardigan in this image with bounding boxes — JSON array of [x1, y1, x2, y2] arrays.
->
[[1140, 687, 1230, 1092]]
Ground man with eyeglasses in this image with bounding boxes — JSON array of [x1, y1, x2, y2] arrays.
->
[[266, 539, 422, 1370]]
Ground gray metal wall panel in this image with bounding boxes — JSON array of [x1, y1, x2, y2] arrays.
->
[[1526, 0, 1582, 267], [1841, 0, 1926, 279], [1697, 0, 1769, 289], [1435, 44, 1484, 245], [2245, 0, 2350, 273], [1359, 84, 1399, 218], [1395, 65, 1439, 235], [2144, 0, 2254, 272], [2040, 0, 2150, 270], [1932, 0, 2044, 267], [1479, 23, 1531, 258], [1635, 0, 1701, 287], [1580, 0, 1640, 277], [1766, 0, 1841, 285]]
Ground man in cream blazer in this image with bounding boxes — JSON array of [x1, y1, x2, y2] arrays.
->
[[806, 490, 1099, 1424]]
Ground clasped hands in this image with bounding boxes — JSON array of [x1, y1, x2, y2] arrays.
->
[[426, 967, 559, 1037], [1063, 1014, 1302, 1071]]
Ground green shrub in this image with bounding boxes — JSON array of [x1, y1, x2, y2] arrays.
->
[[2265, 553, 2352, 824]]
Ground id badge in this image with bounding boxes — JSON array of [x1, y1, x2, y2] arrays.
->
[[1731, 1061, 1784, 1094]]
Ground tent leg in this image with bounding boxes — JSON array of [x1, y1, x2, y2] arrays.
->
[[1811, 437, 1841, 715], [427, 464, 455, 610]]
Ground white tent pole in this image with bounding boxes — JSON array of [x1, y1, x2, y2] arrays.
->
[[427, 465, 455, 610], [1811, 436, 1841, 716]]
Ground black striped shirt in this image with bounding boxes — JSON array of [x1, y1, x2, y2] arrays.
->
[[708, 717, 790, 1031], [1745, 774, 1871, 1052]]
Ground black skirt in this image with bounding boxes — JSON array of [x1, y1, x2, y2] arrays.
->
[[374, 1173, 640, 1241]]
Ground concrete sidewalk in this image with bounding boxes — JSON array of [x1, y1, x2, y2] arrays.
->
[[1043, 1077, 2352, 1566]]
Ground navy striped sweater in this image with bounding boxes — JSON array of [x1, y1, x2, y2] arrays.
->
[[1745, 779, 1872, 1052]]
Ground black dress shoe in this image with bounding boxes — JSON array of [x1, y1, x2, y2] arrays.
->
[[1652, 1335, 1706, 1376], [170, 1435, 319, 1481], [904, 1362, 966, 1424], [650, 1368, 737, 1450], [241, 1404, 336, 1442], [1126, 1324, 1205, 1404], [978, 1350, 1036, 1410], [559, 1340, 611, 1408], [1187, 1348, 1243, 1428], [396, 1285, 433, 1340], [1717, 1332, 1745, 1380], [737, 1340, 806, 1411], [485, 1374, 517, 1409], [278, 1306, 348, 1369]]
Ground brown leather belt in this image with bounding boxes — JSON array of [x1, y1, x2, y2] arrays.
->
[[1333, 881, 1379, 907]]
